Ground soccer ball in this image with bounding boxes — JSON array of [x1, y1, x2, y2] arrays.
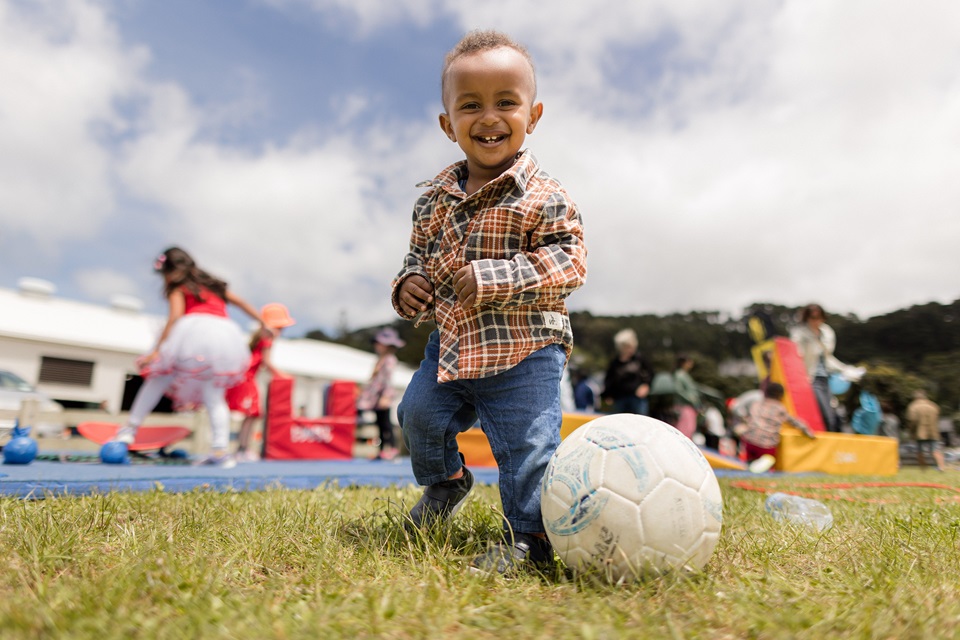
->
[[541, 414, 723, 582]]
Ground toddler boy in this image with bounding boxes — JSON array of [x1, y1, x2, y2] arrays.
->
[[392, 29, 587, 575]]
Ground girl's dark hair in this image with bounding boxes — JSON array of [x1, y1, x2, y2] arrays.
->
[[676, 354, 694, 369], [249, 327, 268, 351], [154, 247, 228, 302]]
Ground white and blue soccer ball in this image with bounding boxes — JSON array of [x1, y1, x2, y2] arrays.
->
[[541, 414, 723, 582]]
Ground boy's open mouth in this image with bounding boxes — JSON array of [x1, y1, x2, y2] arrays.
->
[[476, 134, 506, 144]]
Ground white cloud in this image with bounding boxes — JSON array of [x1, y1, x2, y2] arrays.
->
[[73, 266, 140, 301], [0, 0, 145, 247], [3, 0, 960, 334], [115, 76, 458, 330], [498, 1, 960, 318]]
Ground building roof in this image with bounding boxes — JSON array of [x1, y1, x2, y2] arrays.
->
[[0, 284, 163, 353], [0, 282, 413, 385]]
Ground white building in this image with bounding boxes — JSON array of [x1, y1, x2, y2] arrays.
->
[[0, 279, 412, 421]]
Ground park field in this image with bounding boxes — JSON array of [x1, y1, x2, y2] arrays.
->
[[1, 469, 959, 639]]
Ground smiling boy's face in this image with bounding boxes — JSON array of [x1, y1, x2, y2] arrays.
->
[[439, 46, 543, 189]]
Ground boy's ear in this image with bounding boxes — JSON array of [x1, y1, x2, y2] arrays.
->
[[438, 113, 457, 142], [526, 102, 544, 134]]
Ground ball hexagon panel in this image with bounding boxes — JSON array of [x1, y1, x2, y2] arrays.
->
[[638, 478, 708, 559]]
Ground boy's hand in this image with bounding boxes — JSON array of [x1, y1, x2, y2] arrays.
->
[[398, 275, 434, 318], [453, 265, 478, 308]]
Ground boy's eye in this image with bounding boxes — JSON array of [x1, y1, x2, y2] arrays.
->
[[497, 100, 517, 108], [460, 102, 480, 110]]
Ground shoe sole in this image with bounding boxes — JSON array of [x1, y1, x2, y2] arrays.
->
[[447, 481, 474, 520], [193, 458, 236, 469], [467, 534, 554, 577], [466, 555, 554, 578]]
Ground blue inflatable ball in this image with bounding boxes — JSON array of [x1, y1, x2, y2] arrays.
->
[[3, 434, 39, 465], [100, 441, 130, 465]]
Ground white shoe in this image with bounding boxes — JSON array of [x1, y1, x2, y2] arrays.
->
[[194, 454, 236, 469], [113, 426, 137, 445], [236, 450, 260, 463], [749, 454, 777, 474]]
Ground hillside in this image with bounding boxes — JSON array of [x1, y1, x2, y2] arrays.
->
[[316, 299, 960, 417]]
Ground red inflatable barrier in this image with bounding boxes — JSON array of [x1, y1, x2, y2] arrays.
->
[[263, 377, 357, 460]]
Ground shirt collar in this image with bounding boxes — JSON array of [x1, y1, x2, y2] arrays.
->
[[415, 149, 539, 193]]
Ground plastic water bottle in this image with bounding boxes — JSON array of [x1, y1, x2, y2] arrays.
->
[[765, 492, 833, 532]]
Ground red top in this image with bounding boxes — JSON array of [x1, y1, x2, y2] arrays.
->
[[244, 336, 274, 379], [182, 287, 228, 317]]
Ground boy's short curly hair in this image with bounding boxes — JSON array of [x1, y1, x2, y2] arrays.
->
[[441, 29, 537, 106]]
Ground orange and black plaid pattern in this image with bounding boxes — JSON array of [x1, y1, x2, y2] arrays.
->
[[392, 151, 587, 382]]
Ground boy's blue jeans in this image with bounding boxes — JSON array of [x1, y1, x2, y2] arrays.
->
[[398, 331, 566, 535]]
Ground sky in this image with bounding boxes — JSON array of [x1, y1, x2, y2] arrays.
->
[[1, 0, 959, 337]]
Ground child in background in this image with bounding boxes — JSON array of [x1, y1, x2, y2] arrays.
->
[[357, 327, 405, 461], [735, 382, 815, 469], [672, 354, 702, 439], [392, 30, 587, 575], [113, 247, 266, 468], [226, 303, 296, 462], [572, 368, 599, 413]]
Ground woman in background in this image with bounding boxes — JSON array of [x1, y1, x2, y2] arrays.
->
[[789, 304, 863, 433]]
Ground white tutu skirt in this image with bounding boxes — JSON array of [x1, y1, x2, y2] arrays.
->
[[142, 314, 251, 410]]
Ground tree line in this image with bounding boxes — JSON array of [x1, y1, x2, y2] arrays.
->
[[310, 298, 960, 421]]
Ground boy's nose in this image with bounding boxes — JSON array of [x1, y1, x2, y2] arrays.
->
[[478, 107, 500, 125]]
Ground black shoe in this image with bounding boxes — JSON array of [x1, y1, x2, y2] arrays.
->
[[407, 463, 474, 529], [468, 532, 554, 576]]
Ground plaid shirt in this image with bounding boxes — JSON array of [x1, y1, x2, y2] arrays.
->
[[741, 398, 811, 448], [392, 151, 587, 382]]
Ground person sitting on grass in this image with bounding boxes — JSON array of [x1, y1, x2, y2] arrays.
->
[[734, 382, 815, 469]]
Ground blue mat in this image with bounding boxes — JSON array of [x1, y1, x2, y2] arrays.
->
[[0, 453, 754, 499], [0, 455, 502, 499]]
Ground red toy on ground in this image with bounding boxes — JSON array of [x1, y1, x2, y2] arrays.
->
[[77, 422, 191, 452]]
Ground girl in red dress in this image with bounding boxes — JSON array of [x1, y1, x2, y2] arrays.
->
[[226, 303, 295, 461], [112, 247, 265, 468]]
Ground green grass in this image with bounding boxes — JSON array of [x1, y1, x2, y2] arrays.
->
[[2, 470, 960, 639]]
